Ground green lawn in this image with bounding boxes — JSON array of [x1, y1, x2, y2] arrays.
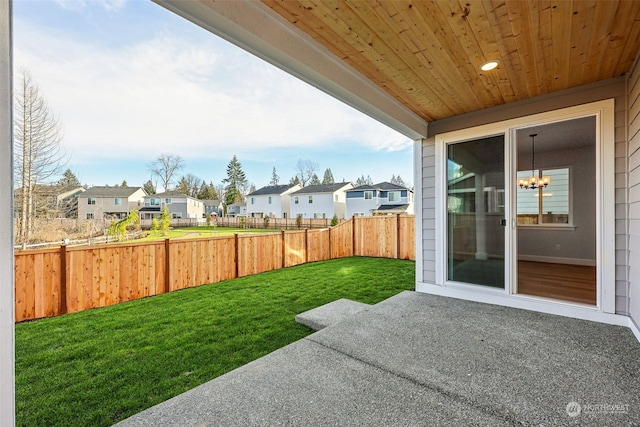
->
[[16, 257, 415, 426], [133, 226, 280, 242]]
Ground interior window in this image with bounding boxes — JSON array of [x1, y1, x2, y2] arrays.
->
[[517, 168, 570, 225]]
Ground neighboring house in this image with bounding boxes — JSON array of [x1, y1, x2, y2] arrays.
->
[[77, 186, 146, 220], [226, 203, 247, 217], [346, 182, 414, 217], [140, 191, 204, 220], [14, 185, 86, 219], [147, 1, 640, 338], [203, 199, 223, 218], [55, 186, 86, 218], [246, 184, 301, 218], [290, 182, 353, 219]]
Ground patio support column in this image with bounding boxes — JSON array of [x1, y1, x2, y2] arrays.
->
[[0, 0, 16, 424], [474, 173, 488, 260]]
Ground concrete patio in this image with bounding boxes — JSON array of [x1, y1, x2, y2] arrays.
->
[[117, 291, 640, 426]]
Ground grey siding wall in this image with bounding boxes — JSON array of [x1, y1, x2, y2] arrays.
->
[[628, 56, 640, 326], [422, 138, 436, 282], [421, 77, 630, 315]]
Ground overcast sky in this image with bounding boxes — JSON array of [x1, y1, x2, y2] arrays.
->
[[13, 0, 414, 191]]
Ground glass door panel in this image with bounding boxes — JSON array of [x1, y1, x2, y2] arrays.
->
[[447, 135, 505, 288]]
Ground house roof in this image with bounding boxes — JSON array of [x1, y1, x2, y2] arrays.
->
[[291, 182, 352, 195], [151, 191, 190, 198], [155, 1, 640, 140], [201, 199, 222, 206], [347, 182, 411, 192], [374, 204, 410, 212], [81, 186, 145, 198], [247, 184, 297, 196]]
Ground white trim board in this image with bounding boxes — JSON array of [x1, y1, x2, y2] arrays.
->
[[416, 281, 628, 327]]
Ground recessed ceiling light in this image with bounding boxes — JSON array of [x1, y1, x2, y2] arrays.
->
[[480, 60, 499, 71]]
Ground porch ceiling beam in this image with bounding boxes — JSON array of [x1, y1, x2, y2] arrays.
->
[[152, 0, 428, 140]]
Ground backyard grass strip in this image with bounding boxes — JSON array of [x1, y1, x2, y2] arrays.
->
[[16, 257, 414, 426]]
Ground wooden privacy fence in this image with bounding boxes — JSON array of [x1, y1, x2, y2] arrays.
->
[[14, 215, 414, 322]]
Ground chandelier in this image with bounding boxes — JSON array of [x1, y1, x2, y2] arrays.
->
[[518, 133, 550, 189]]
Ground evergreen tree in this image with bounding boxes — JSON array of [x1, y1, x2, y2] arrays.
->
[[390, 174, 406, 187], [322, 168, 335, 185], [176, 176, 189, 196], [57, 169, 80, 188], [121, 180, 128, 187], [269, 167, 280, 185], [143, 179, 156, 195], [197, 180, 219, 200], [223, 155, 247, 206], [355, 175, 373, 186], [310, 173, 321, 185], [289, 176, 301, 186]]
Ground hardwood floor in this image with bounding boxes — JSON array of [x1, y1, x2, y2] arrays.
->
[[517, 260, 596, 305]]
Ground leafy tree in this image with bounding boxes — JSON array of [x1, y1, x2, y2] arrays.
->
[[107, 209, 140, 241], [14, 68, 67, 243], [322, 168, 335, 185], [57, 169, 80, 188], [159, 205, 171, 236], [143, 179, 156, 195], [147, 154, 184, 191], [390, 174, 407, 187], [294, 159, 319, 187], [309, 173, 321, 185], [269, 167, 280, 185], [223, 155, 247, 206]]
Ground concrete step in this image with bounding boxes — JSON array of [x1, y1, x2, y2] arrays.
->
[[295, 299, 371, 331]]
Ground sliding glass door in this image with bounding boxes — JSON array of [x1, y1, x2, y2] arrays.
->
[[446, 135, 505, 288]]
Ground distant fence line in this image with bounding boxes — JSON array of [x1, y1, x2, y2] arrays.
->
[[212, 216, 341, 229], [14, 215, 415, 322]]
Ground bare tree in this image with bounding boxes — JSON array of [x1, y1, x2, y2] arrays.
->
[[294, 159, 319, 187], [147, 154, 184, 192], [14, 68, 66, 243]]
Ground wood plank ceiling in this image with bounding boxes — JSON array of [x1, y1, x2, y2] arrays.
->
[[261, 0, 640, 122]]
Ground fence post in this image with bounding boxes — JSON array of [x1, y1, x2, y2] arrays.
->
[[304, 228, 308, 263], [397, 214, 402, 259], [234, 234, 239, 278], [59, 245, 68, 315], [164, 239, 171, 294]]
